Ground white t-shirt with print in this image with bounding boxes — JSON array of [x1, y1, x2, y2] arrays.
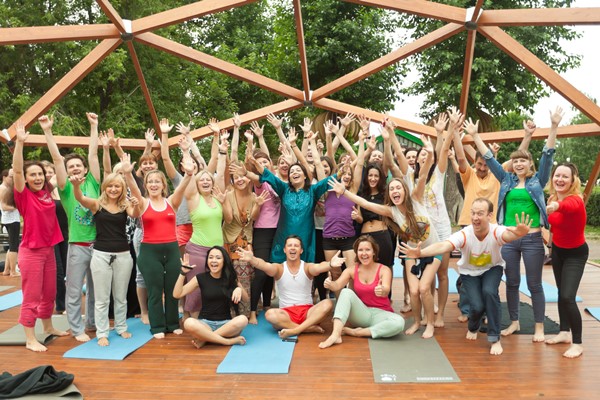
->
[[448, 224, 507, 277]]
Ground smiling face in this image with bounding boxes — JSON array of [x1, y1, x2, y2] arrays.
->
[[196, 171, 214, 195], [65, 157, 87, 178], [24, 164, 46, 193], [356, 240, 375, 265], [470, 199, 492, 236], [288, 164, 306, 188], [140, 159, 158, 175], [388, 179, 406, 206], [474, 156, 489, 179], [232, 173, 250, 191], [44, 166, 55, 182], [206, 248, 224, 277], [369, 150, 383, 164], [105, 181, 124, 201], [367, 168, 380, 191], [256, 156, 272, 171], [417, 148, 428, 166], [552, 165, 573, 196], [277, 157, 290, 176], [338, 166, 352, 188], [405, 150, 418, 168], [321, 160, 332, 177], [144, 171, 167, 198], [512, 157, 533, 178], [283, 237, 303, 262]]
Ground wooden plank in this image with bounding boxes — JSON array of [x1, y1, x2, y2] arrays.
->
[[96, 0, 127, 33], [584, 151, 600, 204], [312, 23, 463, 101], [465, 123, 600, 143], [178, 99, 304, 144], [5, 39, 122, 140], [132, 0, 258, 34], [16, 134, 147, 149], [292, 0, 311, 101], [343, 0, 466, 24], [479, 7, 600, 26], [459, 29, 477, 115], [0, 24, 119, 45], [135, 32, 305, 102], [479, 25, 600, 126], [470, 0, 485, 23], [126, 42, 160, 133]]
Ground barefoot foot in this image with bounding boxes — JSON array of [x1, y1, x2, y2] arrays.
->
[[545, 331, 572, 345], [75, 333, 91, 342], [457, 314, 468, 323], [26, 340, 48, 352], [434, 316, 445, 328], [228, 336, 246, 346], [490, 341, 503, 355], [405, 322, 420, 335], [45, 328, 69, 337], [120, 331, 132, 339], [563, 344, 583, 358], [98, 337, 109, 346], [532, 323, 545, 343], [304, 325, 325, 334], [140, 313, 149, 325], [173, 329, 183, 335], [342, 327, 363, 337], [319, 334, 342, 349], [501, 321, 520, 337], [192, 339, 206, 349], [422, 324, 435, 339], [249, 312, 258, 325], [466, 330, 478, 340], [153, 332, 165, 339]]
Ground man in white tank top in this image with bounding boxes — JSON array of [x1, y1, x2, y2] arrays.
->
[[237, 235, 344, 339]]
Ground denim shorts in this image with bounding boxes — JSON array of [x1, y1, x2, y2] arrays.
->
[[201, 319, 230, 331]]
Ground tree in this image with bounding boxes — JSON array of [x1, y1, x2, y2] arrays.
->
[[554, 110, 600, 181], [398, 0, 580, 122]]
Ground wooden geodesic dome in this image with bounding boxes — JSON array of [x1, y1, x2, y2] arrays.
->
[[1, 0, 599, 199]]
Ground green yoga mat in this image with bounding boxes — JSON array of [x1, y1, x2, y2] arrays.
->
[[0, 314, 70, 345], [15, 383, 82, 399], [369, 331, 460, 383], [500, 301, 559, 334]]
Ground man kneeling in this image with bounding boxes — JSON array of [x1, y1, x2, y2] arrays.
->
[[400, 198, 531, 355], [237, 235, 344, 338]]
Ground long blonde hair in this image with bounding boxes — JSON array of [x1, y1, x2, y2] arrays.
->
[[547, 162, 582, 200], [98, 173, 128, 211]]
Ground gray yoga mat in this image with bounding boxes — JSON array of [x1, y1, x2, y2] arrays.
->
[[16, 383, 82, 399], [0, 286, 15, 293], [369, 331, 460, 383], [0, 314, 70, 345]]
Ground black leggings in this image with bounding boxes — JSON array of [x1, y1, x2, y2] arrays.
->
[[250, 228, 276, 312], [312, 229, 327, 301], [551, 242, 588, 344]]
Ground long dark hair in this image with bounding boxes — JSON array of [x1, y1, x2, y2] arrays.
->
[[414, 147, 437, 185], [359, 163, 386, 197], [23, 161, 52, 193], [205, 246, 239, 314], [288, 162, 311, 191]]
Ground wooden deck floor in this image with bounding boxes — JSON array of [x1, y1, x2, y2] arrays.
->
[[1, 260, 599, 399]]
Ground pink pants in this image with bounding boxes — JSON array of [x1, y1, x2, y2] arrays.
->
[[18, 246, 56, 328]]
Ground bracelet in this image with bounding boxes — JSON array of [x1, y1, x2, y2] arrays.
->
[[219, 151, 227, 155], [180, 271, 187, 276], [290, 144, 298, 148]]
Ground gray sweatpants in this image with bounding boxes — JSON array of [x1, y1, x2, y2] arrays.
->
[[91, 249, 133, 338], [66, 243, 95, 336]]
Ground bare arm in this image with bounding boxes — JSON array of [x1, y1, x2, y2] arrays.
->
[[411, 136, 434, 203], [398, 240, 454, 259], [159, 118, 178, 180], [39, 115, 67, 190], [100, 130, 112, 180], [230, 113, 241, 162], [250, 121, 269, 157], [206, 118, 221, 174], [307, 250, 344, 276], [328, 176, 392, 217], [86, 112, 101, 182], [323, 268, 352, 292], [71, 176, 100, 213], [12, 121, 28, 193], [547, 106, 563, 149], [237, 247, 282, 279]]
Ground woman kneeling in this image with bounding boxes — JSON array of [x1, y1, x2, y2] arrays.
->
[[174, 246, 249, 348], [319, 235, 404, 348]]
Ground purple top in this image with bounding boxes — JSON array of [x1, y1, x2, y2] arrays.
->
[[253, 182, 281, 229], [323, 193, 355, 238]]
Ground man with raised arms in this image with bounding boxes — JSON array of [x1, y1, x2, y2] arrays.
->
[[399, 198, 531, 355], [237, 235, 344, 338]]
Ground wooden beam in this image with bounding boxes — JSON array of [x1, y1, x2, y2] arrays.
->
[[471, 0, 485, 23], [343, 0, 466, 24], [96, 0, 127, 33], [0, 24, 119, 45], [5, 39, 122, 140], [464, 123, 600, 143], [584, 151, 600, 204], [292, 0, 311, 101], [126, 42, 160, 133], [479, 8, 600, 27], [132, 0, 258, 34], [312, 23, 463, 101], [313, 98, 437, 137], [179, 99, 304, 144], [479, 26, 600, 126], [18, 134, 148, 150], [459, 29, 477, 114], [135, 33, 305, 101]]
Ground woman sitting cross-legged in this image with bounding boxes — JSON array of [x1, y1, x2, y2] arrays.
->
[[319, 235, 405, 349], [173, 247, 249, 348]]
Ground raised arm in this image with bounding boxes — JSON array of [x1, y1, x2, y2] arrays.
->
[[436, 124, 454, 174], [108, 129, 124, 159], [237, 247, 282, 279], [39, 115, 67, 190], [168, 154, 194, 210], [448, 107, 469, 173], [518, 119, 536, 152], [547, 106, 563, 150], [176, 122, 206, 170], [206, 118, 221, 174], [351, 130, 367, 193], [267, 113, 292, 154], [230, 113, 241, 162], [120, 153, 144, 206], [160, 118, 178, 180], [99, 130, 112, 180], [433, 112, 448, 157], [142, 128, 155, 157], [12, 121, 28, 193], [173, 254, 200, 299], [328, 176, 393, 218], [307, 131, 326, 181], [411, 136, 434, 203], [385, 118, 409, 175], [334, 113, 358, 160], [86, 112, 101, 182], [381, 126, 402, 179], [250, 121, 269, 156], [464, 118, 489, 157]]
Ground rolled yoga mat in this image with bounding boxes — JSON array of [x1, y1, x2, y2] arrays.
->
[[63, 318, 152, 360], [368, 329, 460, 383], [0, 314, 70, 345], [217, 312, 296, 374], [0, 290, 22, 311]]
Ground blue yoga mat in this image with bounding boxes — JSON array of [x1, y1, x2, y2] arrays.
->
[[0, 290, 22, 311], [585, 307, 600, 322], [446, 268, 459, 294], [63, 318, 152, 360], [501, 275, 582, 302], [217, 313, 296, 374], [393, 258, 403, 278]]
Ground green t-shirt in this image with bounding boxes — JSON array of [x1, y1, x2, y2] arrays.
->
[[504, 188, 540, 228], [58, 173, 100, 242]]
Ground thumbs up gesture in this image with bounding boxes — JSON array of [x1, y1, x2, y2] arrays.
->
[[351, 205, 361, 221], [374, 275, 385, 297]]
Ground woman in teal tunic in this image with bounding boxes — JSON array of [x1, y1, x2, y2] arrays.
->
[[248, 156, 330, 263]]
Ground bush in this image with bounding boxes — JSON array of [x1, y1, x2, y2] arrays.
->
[[587, 188, 600, 226]]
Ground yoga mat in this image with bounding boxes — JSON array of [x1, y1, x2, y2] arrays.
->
[[0, 315, 70, 345], [217, 313, 296, 374], [501, 275, 582, 302], [393, 258, 403, 278], [500, 301, 559, 334], [585, 307, 600, 322], [369, 331, 459, 383], [446, 268, 459, 294], [0, 285, 14, 293], [63, 318, 152, 360], [0, 289, 22, 311], [17, 383, 82, 399]]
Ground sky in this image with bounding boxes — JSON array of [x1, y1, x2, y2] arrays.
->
[[388, 0, 599, 130]]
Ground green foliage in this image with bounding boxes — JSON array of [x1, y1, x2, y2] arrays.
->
[[554, 110, 600, 181], [398, 0, 580, 121], [587, 189, 600, 226]]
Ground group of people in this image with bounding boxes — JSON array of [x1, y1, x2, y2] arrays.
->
[[6, 106, 588, 359]]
